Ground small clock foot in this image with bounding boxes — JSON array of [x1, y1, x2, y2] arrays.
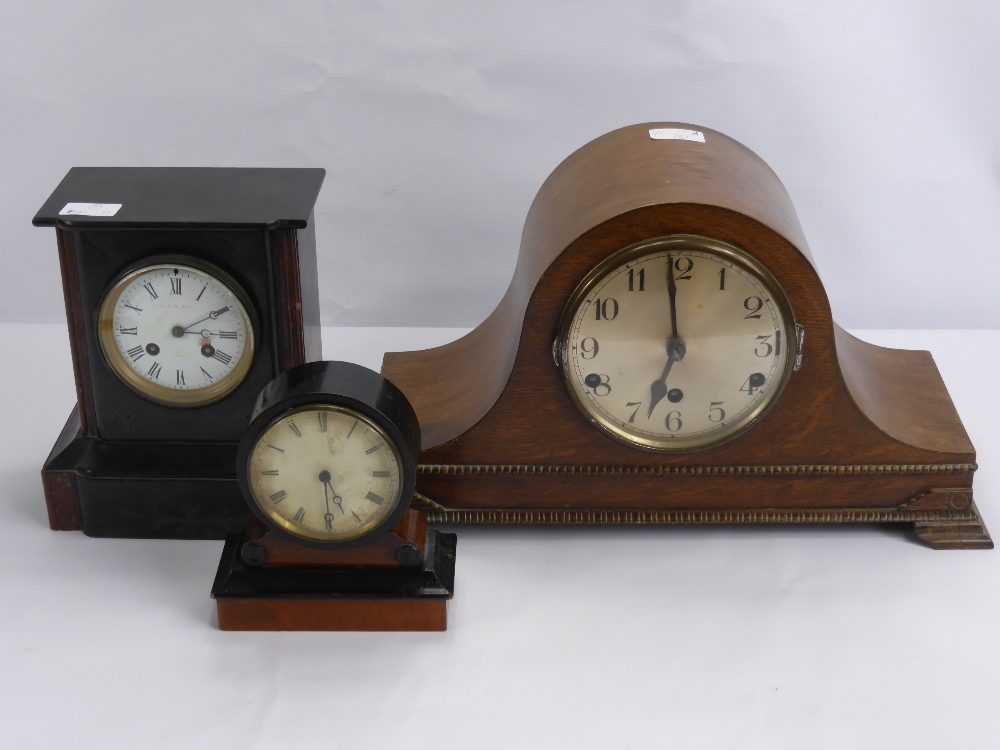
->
[[913, 502, 994, 550]]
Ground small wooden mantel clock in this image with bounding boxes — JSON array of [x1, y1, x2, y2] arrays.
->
[[35, 167, 324, 539], [212, 361, 456, 631], [382, 123, 991, 550]]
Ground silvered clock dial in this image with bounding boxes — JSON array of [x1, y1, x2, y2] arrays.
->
[[558, 234, 795, 451], [236, 360, 422, 550], [246, 405, 405, 544], [98, 260, 256, 407]]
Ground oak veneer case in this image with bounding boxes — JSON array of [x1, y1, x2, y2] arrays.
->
[[382, 123, 991, 550]]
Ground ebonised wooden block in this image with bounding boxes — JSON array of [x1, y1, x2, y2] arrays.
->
[[381, 123, 991, 550], [36, 168, 325, 539], [211, 513, 456, 631]]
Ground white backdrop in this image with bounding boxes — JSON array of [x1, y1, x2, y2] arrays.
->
[[3, 325, 1000, 750], [2, 1, 999, 329], [5, 6, 1000, 747]]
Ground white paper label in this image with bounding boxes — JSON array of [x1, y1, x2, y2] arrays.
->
[[649, 128, 705, 143], [59, 202, 122, 217]]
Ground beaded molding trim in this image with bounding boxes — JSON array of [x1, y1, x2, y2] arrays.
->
[[417, 463, 977, 478], [412, 491, 981, 526]]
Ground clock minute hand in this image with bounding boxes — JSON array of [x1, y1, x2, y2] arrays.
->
[[667, 253, 679, 341], [181, 306, 231, 333], [319, 470, 337, 530]]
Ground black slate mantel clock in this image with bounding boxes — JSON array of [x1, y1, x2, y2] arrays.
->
[[35, 167, 325, 539]]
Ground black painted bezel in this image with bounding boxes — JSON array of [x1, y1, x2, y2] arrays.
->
[[236, 361, 421, 550]]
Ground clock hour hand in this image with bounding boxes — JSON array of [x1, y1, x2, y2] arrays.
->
[[647, 356, 675, 418], [325, 481, 345, 515], [647, 340, 685, 418]]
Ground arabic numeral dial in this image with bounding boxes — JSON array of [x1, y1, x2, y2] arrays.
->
[[560, 235, 794, 450]]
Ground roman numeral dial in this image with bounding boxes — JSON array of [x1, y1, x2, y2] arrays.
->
[[98, 261, 255, 407], [246, 405, 405, 543]]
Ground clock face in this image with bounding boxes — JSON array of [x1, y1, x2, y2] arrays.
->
[[559, 235, 794, 451], [98, 261, 255, 406], [246, 405, 405, 543]]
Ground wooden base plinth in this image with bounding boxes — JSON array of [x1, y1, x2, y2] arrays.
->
[[217, 598, 447, 631], [211, 529, 457, 631], [416, 491, 993, 551]]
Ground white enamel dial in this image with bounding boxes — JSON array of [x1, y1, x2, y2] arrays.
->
[[247, 406, 404, 543], [98, 261, 255, 406], [560, 235, 793, 451]]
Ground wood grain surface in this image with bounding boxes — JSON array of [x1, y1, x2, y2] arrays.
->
[[217, 598, 447, 632], [244, 510, 426, 567], [383, 123, 816, 448], [380, 123, 987, 547]]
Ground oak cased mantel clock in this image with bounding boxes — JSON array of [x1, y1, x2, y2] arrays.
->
[[35, 167, 325, 539], [382, 123, 991, 550]]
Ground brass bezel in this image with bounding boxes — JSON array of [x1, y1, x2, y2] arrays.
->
[[246, 405, 406, 543], [97, 258, 256, 408], [557, 234, 796, 452]]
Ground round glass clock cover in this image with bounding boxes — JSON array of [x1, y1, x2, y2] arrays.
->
[[559, 235, 794, 451], [98, 260, 255, 406], [246, 405, 405, 543]]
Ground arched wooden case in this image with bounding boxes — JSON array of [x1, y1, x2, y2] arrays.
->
[[382, 123, 991, 549]]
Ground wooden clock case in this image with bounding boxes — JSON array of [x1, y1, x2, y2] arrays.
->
[[382, 123, 991, 550], [212, 360, 457, 631], [35, 168, 324, 539], [212, 510, 456, 631]]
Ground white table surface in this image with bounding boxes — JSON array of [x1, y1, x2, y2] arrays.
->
[[2, 324, 998, 749]]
